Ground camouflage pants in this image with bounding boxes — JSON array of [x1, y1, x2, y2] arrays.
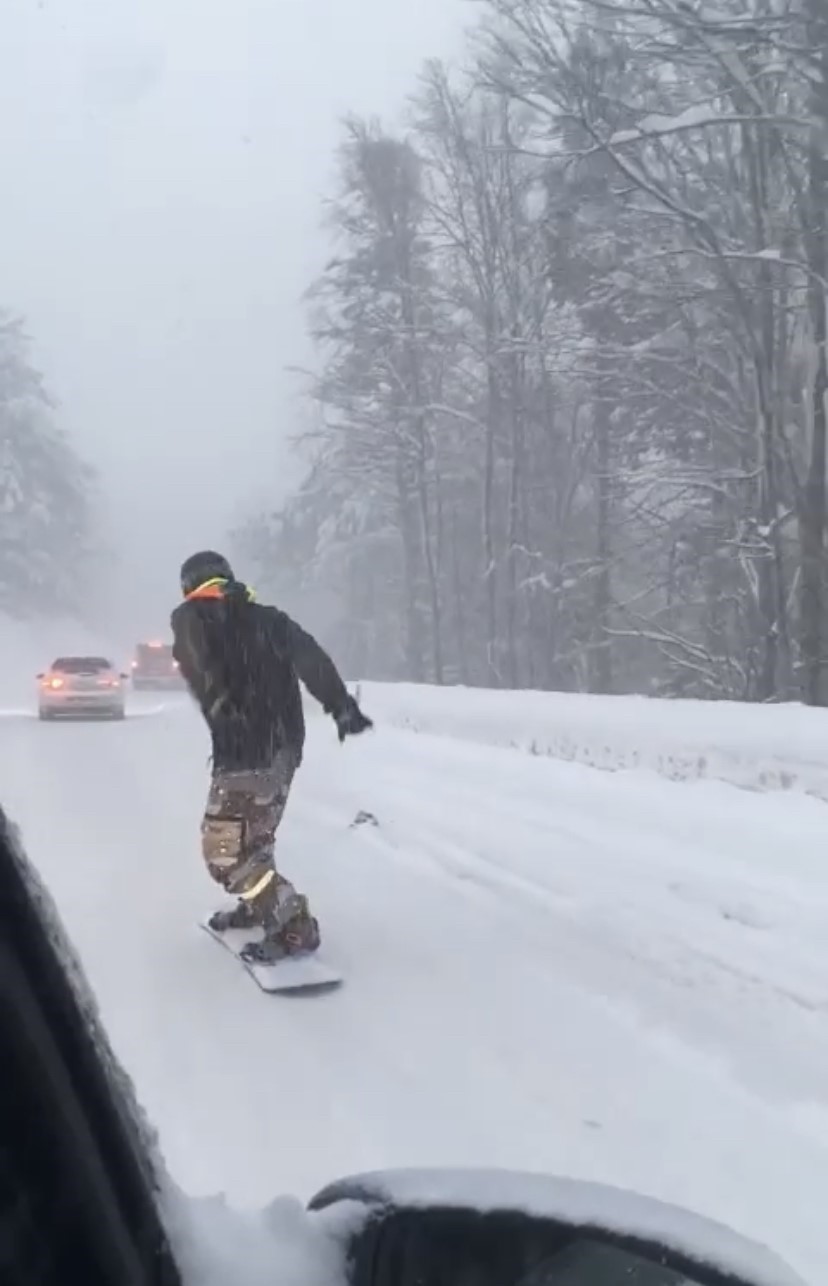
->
[[201, 749, 299, 908]]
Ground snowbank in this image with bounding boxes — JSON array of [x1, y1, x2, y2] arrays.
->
[[354, 681, 828, 802]]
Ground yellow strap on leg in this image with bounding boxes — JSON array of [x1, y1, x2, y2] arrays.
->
[[240, 868, 275, 902]]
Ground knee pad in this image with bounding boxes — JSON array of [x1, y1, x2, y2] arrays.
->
[[201, 816, 244, 885]]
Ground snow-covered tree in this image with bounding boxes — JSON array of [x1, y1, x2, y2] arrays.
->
[[0, 313, 98, 618], [243, 0, 828, 703]]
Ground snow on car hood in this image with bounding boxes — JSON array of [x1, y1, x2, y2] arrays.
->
[[311, 1167, 806, 1286], [166, 1188, 362, 1286]]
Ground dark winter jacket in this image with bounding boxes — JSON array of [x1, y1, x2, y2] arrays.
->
[[170, 579, 350, 771]]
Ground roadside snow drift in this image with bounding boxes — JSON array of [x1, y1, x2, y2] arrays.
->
[[356, 680, 828, 801]]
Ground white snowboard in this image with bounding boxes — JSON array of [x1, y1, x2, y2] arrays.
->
[[200, 920, 342, 993]]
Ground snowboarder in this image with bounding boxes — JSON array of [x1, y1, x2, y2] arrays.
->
[[171, 550, 373, 964]]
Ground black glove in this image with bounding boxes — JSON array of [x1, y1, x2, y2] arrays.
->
[[333, 695, 373, 743]]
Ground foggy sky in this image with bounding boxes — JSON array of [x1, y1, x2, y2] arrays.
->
[[0, 0, 468, 636]]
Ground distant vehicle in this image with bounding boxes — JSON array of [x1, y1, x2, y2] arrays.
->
[[37, 656, 127, 721], [130, 641, 184, 690]]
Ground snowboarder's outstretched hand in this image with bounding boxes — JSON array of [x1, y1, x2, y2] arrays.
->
[[333, 695, 373, 743]]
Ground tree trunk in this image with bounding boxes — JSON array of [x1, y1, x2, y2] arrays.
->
[[449, 504, 470, 684], [589, 398, 614, 694], [800, 12, 828, 704], [417, 463, 444, 684], [482, 354, 501, 685], [505, 335, 525, 688], [396, 454, 426, 681]]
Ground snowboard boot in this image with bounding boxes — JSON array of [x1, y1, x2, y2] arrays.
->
[[209, 866, 293, 933], [239, 891, 321, 966], [207, 898, 260, 934]]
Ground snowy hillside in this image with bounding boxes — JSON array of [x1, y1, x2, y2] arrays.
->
[[357, 681, 828, 801], [0, 674, 824, 1282]]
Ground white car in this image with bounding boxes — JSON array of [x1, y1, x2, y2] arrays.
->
[[37, 655, 128, 721]]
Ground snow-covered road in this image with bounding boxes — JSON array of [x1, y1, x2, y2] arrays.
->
[[0, 692, 825, 1282]]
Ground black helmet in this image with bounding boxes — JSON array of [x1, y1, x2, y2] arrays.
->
[[180, 550, 234, 597]]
